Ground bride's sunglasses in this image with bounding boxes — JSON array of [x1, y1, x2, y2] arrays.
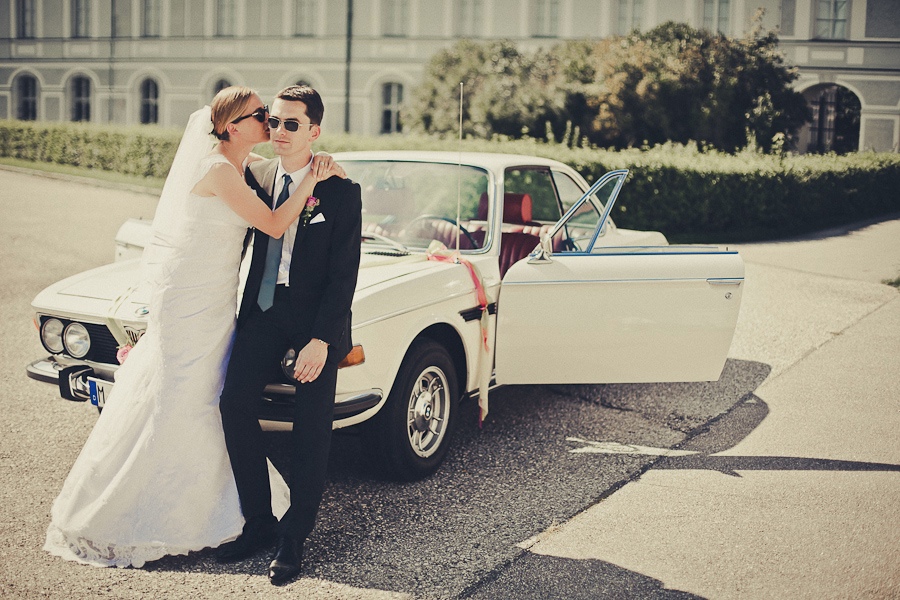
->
[[231, 105, 269, 124], [267, 116, 316, 132]]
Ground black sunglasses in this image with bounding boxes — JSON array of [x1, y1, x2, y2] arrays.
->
[[231, 105, 268, 124], [267, 116, 316, 132]]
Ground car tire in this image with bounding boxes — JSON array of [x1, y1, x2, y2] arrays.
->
[[363, 339, 458, 481]]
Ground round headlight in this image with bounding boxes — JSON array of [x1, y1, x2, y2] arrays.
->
[[63, 322, 91, 359], [40, 318, 65, 353]]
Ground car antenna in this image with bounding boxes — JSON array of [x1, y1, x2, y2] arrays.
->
[[455, 81, 463, 262]]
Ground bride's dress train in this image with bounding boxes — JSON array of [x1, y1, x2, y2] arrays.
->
[[44, 154, 289, 568]]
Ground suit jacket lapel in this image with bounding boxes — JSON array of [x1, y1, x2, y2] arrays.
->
[[292, 181, 321, 254]]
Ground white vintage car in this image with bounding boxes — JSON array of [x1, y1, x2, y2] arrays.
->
[[27, 151, 744, 480]]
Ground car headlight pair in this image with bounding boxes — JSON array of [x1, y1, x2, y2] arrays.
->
[[40, 318, 91, 359]]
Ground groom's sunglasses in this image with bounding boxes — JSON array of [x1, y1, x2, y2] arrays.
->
[[231, 105, 269, 124], [267, 116, 316, 133]]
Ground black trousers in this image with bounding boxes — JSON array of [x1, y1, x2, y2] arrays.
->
[[219, 286, 337, 541]]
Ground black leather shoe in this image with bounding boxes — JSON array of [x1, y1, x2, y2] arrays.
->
[[268, 536, 303, 585], [216, 516, 278, 563]]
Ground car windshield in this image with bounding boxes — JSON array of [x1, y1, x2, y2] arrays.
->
[[342, 160, 490, 252]]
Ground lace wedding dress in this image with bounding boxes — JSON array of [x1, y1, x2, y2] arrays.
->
[[44, 130, 289, 568]]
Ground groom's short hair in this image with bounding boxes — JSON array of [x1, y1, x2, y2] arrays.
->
[[276, 85, 324, 126]]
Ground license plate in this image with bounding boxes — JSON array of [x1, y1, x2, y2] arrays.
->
[[88, 377, 111, 408]]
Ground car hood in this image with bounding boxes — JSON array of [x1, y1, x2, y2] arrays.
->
[[32, 252, 449, 312]]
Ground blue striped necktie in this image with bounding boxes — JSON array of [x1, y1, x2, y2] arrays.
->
[[257, 173, 292, 311]]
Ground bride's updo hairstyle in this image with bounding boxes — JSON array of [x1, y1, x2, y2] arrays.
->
[[210, 85, 256, 141]]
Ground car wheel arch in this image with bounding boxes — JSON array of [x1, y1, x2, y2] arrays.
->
[[415, 322, 468, 399]]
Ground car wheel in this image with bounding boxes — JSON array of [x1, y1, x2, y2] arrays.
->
[[364, 339, 458, 481]]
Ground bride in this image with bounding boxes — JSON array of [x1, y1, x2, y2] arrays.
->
[[44, 86, 343, 568]]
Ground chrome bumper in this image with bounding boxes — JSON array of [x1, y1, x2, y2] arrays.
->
[[26, 356, 383, 421]]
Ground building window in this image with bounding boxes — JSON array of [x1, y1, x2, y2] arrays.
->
[[532, 0, 560, 37], [780, 0, 796, 36], [71, 77, 91, 122], [142, 0, 161, 37], [294, 0, 317, 36], [73, 0, 91, 38], [456, 0, 483, 37], [296, 79, 311, 87], [617, 0, 643, 34], [381, 83, 403, 134], [816, 0, 848, 39], [382, 0, 408, 37], [807, 85, 859, 154], [141, 79, 160, 124], [16, 75, 38, 120], [216, 0, 235, 36], [17, 0, 36, 38], [703, 0, 731, 33]]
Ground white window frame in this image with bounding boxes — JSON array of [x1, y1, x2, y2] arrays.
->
[[532, 0, 560, 37], [381, 82, 403, 134], [71, 76, 92, 122], [815, 0, 848, 39], [703, 0, 731, 33]]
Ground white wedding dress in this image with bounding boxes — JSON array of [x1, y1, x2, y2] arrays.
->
[[44, 150, 289, 568]]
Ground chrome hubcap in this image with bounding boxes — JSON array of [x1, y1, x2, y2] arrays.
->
[[406, 366, 450, 458]]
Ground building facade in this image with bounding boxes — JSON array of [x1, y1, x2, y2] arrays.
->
[[1, 0, 898, 151]]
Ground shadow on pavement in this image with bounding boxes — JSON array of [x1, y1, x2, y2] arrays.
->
[[463, 552, 703, 600], [655, 394, 900, 474], [146, 358, 804, 599]]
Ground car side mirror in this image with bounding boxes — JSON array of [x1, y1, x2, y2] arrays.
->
[[528, 233, 554, 264]]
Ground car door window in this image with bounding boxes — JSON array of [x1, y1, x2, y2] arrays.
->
[[551, 171, 626, 253], [504, 167, 562, 222]]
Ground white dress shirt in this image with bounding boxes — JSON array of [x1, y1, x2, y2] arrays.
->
[[273, 159, 312, 286]]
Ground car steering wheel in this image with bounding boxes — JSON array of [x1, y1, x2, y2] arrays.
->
[[405, 215, 480, 249]]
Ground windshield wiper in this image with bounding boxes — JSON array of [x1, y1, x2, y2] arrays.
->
[[361, 231, 410, 255]]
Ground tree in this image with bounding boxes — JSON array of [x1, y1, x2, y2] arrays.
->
[[408, 16, 810, 153], [587, 19, 810, 151]]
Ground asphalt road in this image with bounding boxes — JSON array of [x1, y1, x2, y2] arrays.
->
[[0, 167, 894, 599]]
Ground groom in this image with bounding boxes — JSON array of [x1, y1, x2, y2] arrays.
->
[[217, 85, 362, 585]]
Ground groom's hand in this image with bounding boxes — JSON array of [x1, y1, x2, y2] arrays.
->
[[293, 339, 328, 383]]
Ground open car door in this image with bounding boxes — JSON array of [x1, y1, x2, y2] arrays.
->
[[494, 170, 744, 385]]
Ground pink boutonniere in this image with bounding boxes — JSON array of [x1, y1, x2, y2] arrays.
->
[[301, 196, 320, 227]]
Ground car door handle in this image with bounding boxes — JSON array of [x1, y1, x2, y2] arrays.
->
[[707, 278, 743, 285]]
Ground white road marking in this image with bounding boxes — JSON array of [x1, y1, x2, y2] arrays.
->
[[566, 436, 699, 457]]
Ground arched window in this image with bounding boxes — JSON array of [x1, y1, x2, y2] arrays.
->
[[295, 79, 311, 88], [71, 76, 91, 122], [213, 79, 232, 97], [381, 82, 403, 134], [16, 75, 38, 120], [140, 79, 159, 124], [806, 84, 860, 154]]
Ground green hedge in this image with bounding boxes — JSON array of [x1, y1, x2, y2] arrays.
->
[[3, 120, 898, 242]]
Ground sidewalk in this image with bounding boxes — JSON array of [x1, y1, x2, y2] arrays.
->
[[472, 219, 900, 599]]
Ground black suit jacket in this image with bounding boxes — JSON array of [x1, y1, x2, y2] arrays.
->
[[240, 158, 362, 362]]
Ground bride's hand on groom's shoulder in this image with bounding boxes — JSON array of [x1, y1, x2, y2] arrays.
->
[[312, 152, 347, 180]]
